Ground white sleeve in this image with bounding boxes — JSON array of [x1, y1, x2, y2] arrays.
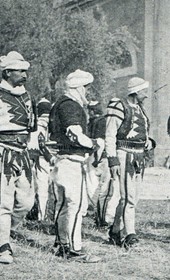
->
[[105, 98, 124, 158], [66, 124, 93, 148]]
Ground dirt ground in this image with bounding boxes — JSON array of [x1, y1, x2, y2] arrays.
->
[[141, 167, 170, 200]]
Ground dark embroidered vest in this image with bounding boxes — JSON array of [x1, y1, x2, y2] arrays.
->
[[117, 98, 149, 143]]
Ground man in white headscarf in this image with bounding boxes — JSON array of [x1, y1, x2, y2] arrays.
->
[[50, 69, 101, 262], [0, 51, 37, 264]]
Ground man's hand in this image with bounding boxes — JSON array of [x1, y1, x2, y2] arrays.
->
[[50, 156, 57, 166], [110, 165, 120, 180], [145, 137, 156, 151]]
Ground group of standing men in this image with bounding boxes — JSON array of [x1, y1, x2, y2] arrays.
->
[[0, 51, 155, 264]]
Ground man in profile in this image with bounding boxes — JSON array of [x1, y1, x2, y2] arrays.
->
[[105, 77, 156, 248], [0, 51, 37, 264]]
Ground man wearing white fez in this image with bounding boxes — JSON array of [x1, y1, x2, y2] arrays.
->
[[50, 69, 101, 262], [0, 51, 37, 263], [105, 77, 156, 248]]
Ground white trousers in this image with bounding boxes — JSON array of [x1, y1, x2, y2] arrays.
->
[[111, 149, 144, 236], [51, 156, 88, 252], [86, 156, 120, 225], [0, 147, 34, 247], [32, 157, 51, 220]]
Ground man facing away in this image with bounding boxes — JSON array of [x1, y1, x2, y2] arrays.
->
[[86, 101, 120, 228], [27, 96, 52, 221], [0, 51, 37, 264], [105, 77, 156, 249], [49, 69, 101, 262]]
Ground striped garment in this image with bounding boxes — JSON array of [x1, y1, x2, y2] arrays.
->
[[105, 97, 149, 167]]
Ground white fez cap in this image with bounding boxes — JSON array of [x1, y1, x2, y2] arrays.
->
[[128, 77, 149, 95], [66, 69, 94, 88], [0, 51, 30, 71]]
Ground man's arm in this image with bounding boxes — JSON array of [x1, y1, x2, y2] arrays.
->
[[105, 98, 124, 178], [66, 125, 95, 149], [28, 96, 37, 132], [27, 118, 53, 165]]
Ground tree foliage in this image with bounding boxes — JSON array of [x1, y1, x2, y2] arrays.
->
[[0, 0, 138, 105]]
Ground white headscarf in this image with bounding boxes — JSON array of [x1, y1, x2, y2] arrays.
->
[[65, 69, 94, 107]]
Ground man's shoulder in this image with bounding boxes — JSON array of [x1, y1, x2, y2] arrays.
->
[[51, 95, 69, 112], [0, 86, 10, 95], [110, 97, 121, 102], [54, 95, 79, 108], [107, 97, 124, 109], [60, 96, 83, 113], [55, 94, 70, 104], [106, 97, 125, 119], [53, 95, 83, 120]]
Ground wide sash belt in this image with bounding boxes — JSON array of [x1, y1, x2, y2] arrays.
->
[[116, 140, 146, 149]]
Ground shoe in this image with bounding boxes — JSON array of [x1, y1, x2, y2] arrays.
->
[[10, 230, 35, 245], [52, 245, 87, 260], [108, 229, 122, 246], [122, 234, 139, 249], [100, 221, 108, 227], [0, 243, 13, 264], [51, 245, 101, 263], [51, 243, 70, 258], [67, 251, 101, 263], [74, 254, 101, 263], [67, 250, 87, 260]]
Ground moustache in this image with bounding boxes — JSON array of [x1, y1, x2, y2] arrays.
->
[[18, 78, 27, 84]]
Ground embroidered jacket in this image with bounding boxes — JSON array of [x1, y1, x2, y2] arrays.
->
[[105, 97, 149, 167], [0, 88, 36, 133], [0, 83, 37, 149]]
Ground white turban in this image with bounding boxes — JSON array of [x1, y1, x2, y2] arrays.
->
[[66, 69, 94, 88], [0, 51, 30, 71]]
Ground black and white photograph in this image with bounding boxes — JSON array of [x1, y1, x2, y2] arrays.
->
[[0, 1, 169, 279]]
